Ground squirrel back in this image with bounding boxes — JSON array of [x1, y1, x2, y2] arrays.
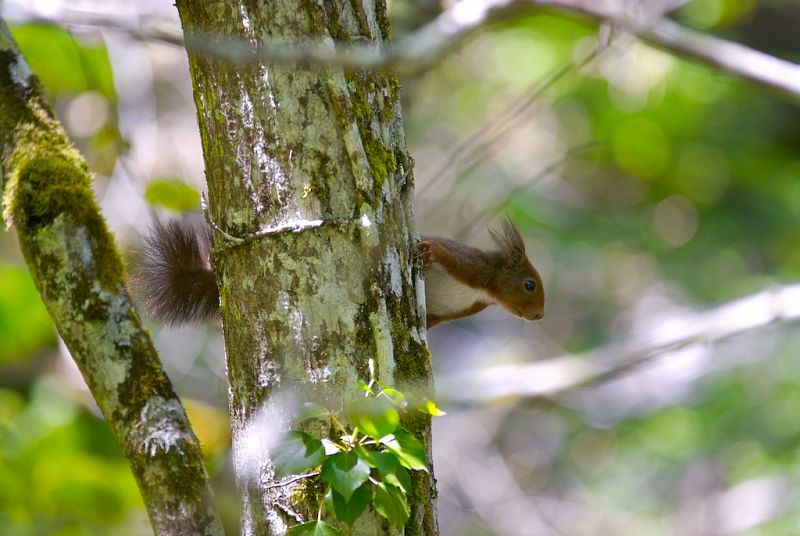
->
[[130, 218, 219, 326]]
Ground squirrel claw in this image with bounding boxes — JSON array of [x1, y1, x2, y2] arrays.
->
[[416, 240, 437, 266]]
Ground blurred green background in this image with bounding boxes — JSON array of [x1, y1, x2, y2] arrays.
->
[[1, 0, 800, 534]]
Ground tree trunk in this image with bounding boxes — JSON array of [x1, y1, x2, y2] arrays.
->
[[175, 1, 437, 534], [0, 20, 223, 536]]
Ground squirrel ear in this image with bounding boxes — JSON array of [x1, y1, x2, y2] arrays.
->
[[490, 218, 526, 256]]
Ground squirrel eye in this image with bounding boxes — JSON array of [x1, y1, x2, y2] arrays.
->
[[524, 278, 536, 292]]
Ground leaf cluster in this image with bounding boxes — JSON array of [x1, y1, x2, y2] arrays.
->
[[274, 361, 444, 533]]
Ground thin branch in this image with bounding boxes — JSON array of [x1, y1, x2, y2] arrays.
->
[[263, 472, 320, 490], [455, 141, 603, 240], [416, 34, 611, 199], [7, 0, 800, 101], [538, 0, 800, 100], [437, 283, 800, 405]]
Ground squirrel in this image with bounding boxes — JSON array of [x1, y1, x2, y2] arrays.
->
[[130, 218, 544, 329]]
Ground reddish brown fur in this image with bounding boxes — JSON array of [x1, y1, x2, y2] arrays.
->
[[418, 220, 545, 328], [426, 302, 490, 328]]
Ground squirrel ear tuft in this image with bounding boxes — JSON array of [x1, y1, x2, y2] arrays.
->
[[489, 218, 526, 256]]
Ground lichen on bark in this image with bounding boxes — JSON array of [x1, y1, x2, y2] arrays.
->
[[176, 0, 438, 533], [0, 19, 223, 536]]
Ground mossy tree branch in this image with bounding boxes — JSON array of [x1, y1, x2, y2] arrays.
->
[[175, 0, 438, 534], [0, 19, 224, 536]]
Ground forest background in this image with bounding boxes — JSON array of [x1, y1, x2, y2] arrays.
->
[[1, 0, 800, 534]]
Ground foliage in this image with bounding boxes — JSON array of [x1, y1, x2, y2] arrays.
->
[[144, 178, 200, 212], [0, 380, 146, 534], [271, 361, 443, 531], [0, 261, 55, 363], [2, 1, 800, 534]]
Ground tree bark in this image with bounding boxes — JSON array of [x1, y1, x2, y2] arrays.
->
[[175, 1, 437, 534], [0, 19, 224, 536]]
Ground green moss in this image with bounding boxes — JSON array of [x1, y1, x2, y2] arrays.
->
[[378, 71, 401, 124], [291, 474, 325, 519], [1, 86, 125, 290], [362, 133, 396, 186], [323, 1, 345, 42], [387, 292, 429, 384], [309, 151, 333, 210], [13, 155, 87, 222], [375, 0, 392, 42], [343, 71, 400, 194], [10, 157, 124, 282]]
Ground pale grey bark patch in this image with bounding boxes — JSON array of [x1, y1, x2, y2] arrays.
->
[[135, 397, 190, 457], [9, 53, 31, 87]]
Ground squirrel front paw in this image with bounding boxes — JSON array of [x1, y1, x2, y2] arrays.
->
[[416, 240, 439, 266]]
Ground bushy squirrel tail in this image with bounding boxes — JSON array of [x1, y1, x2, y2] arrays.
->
[[130, 218, 220, 325]]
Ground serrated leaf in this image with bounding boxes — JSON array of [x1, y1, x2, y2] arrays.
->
[[144, 178, 200, 211], [372, 482, 410, 526], [324, 485, 369, 526], [381, 388, 407, 408], [273, 431, 326, 477], [418, 398, 446, 416], [285, 520, 341, 536], [321, 451, 370, 502], [381, 429, 428, 472], [296, 402, 331, 424], [347, 397, 399, 440]]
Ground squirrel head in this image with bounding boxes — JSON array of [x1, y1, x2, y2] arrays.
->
[[488, 220, 545, 321]]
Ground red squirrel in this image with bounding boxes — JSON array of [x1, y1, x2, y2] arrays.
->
[[130, 219, 544, 328], [418, 220, 544, 327]]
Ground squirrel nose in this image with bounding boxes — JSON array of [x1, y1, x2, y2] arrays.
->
[[522, 309, 544, 321]]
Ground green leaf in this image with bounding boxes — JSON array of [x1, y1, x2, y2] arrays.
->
[[347, 397, 399, 440], [272, 431, 326, 477], [321, 451, 370, 502], [358, 449, 412, 493], [144, 178, 200, 211], [417, 398, 446, 417], [372, 482, 410, 526], [384, 468, 412, 495], [356, 379, 374, 394], [296, 402, 331, 424], [324, 485, 369, 526], [285, 521, 341, 536], [381, 429, 428, 472], [381, 388, 407, 408], [11, 23, 116, 100]]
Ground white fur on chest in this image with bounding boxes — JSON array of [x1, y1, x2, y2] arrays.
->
[[423, 264, 493, 316]]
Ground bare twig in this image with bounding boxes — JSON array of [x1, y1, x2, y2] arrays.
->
[[455, 141, 603, 240], [263, 472, 320, 490], [416, 34, 611, 199]]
